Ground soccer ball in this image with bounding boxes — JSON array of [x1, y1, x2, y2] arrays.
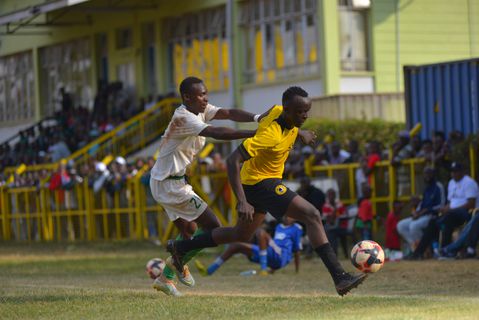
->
[[350, 240, 385, 273], [146, 258, 166, 279]]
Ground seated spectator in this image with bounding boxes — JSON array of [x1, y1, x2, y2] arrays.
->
[[397, 167, 445, 251], [437, 162, 479, 246], [355, 184, 373, 240], [439, 212, 479, 259], [322, 188, 349, 258], [408, 162, 479, 259], [385, 200, 404, 261]]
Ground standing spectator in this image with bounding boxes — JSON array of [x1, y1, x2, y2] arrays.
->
[[328, 141, 349, 164], [322, 188, 349, 258], [344, 139, 361, 164], [296, 176, 326, 214], [365, 141, 381, 185], [59, 87, 73, 114], [355, 157, 368, 198], [432, 131, 450, 187], [397, 167, 445, 251], [385, 200, 404, 261], [391, 131, 415, 196], [355, 184, 373, 240], [416, 139, 434, 165]]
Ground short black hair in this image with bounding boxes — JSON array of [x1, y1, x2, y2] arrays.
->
[[179, 76, 203, 97], [282, 86, 308, 106]]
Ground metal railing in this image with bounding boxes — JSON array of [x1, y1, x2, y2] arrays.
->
[[3, 98, 179, 177]]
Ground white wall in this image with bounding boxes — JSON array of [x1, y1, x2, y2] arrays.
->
[[241, 79, 323, 114], [339, 76, 374, 93]]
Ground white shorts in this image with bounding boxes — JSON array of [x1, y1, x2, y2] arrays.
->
[[150, 177, 208, 222]]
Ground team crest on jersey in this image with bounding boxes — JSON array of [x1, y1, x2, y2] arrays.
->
[[275, 184, 287, 195]]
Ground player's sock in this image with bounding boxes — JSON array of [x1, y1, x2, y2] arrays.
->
[[315, 243, 346, 283], [259, 250, 268, 271], [163, 229, 205, 280], [207, 257, 224, 275], [175, 230, 217, 254]]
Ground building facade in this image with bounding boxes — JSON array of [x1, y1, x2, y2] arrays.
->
[[0, 0, 477, 128]]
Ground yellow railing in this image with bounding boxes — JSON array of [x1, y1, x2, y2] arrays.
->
[[3, 98, 180, 177], [1, 144, 477, 243], [0, 166, 234, 243]]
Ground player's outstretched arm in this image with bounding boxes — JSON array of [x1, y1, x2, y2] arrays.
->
[[199, 126, 256, 140], [226, 147, 255, 222], [213, 106, 273, 122]]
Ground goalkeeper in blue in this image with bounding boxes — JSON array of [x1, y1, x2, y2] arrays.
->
[[196, 216, 302, 275]]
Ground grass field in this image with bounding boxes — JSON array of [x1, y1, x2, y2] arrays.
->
[[1, 241, 478, 320]]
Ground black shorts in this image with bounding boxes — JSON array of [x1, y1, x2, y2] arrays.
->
[[243, 178, 297, 220]]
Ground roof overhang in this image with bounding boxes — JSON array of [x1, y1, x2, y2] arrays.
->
[[0, 0, 89, 25]]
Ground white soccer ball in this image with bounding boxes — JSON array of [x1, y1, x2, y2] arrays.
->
[[350, 240, 385, 273], [146, 258, 166, 279]]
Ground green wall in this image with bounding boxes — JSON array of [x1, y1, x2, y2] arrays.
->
[[372, 0, 479, 92]]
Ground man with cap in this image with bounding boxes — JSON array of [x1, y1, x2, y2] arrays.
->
[[407, 162, 479, 259], [437, 162, 479, 246]]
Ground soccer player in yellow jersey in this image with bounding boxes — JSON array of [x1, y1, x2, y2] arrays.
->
[[167, 86, 367, 296]]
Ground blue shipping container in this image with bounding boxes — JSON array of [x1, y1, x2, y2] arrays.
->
[[404, 58, 479, 139]]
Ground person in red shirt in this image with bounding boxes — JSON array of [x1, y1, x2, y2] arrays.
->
[[322, 188, 349, 258], [366, 141, 381, 185], [355, 184, 373, 240], [385, 200, 403, 260]]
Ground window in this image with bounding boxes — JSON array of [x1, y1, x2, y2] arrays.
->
[[165, 6, 229, 92], [0, 51, 35, 123], [239, 0, 319, 84], [338, 0, 370, 71], [116, 27, 133, 49], [39, 38, 92, 116]]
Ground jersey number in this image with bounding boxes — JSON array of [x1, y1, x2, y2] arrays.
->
[[189, 196, 202, 209]]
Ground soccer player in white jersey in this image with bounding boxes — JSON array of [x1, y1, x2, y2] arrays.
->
[[150, 76, 267, 296]]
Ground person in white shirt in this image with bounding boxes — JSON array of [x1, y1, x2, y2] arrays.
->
[[150, 76, 267, 296], [437, 162, 479, 247]]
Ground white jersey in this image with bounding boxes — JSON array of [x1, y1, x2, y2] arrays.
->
[[150, 103, 220, 181]]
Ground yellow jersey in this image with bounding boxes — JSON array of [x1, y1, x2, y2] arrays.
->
[[239, 105, 298, 185]]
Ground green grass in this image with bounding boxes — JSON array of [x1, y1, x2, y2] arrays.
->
[[1, 241, 478, 319]]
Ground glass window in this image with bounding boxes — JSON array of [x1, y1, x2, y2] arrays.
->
[[116, 27, 133, 50], [0, 51, 35, 123], [239, 0, 320, 84], [338, 0, 370, 71], [165, 6, 229, 92], [39, 37, 92, 116]]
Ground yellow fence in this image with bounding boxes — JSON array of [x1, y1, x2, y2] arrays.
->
[[1, 146, 477, 243], [3, 98, 180, 177], [0, 164, 235, 243], [0, 158, 435, 243]]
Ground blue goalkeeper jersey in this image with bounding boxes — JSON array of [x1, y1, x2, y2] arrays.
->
[[270, 223, 303, 266]]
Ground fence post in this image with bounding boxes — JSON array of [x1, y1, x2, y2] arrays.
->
[[84, 179, 94, 241], [134, 178, 144, 240], [0, 186, 8, 240]]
